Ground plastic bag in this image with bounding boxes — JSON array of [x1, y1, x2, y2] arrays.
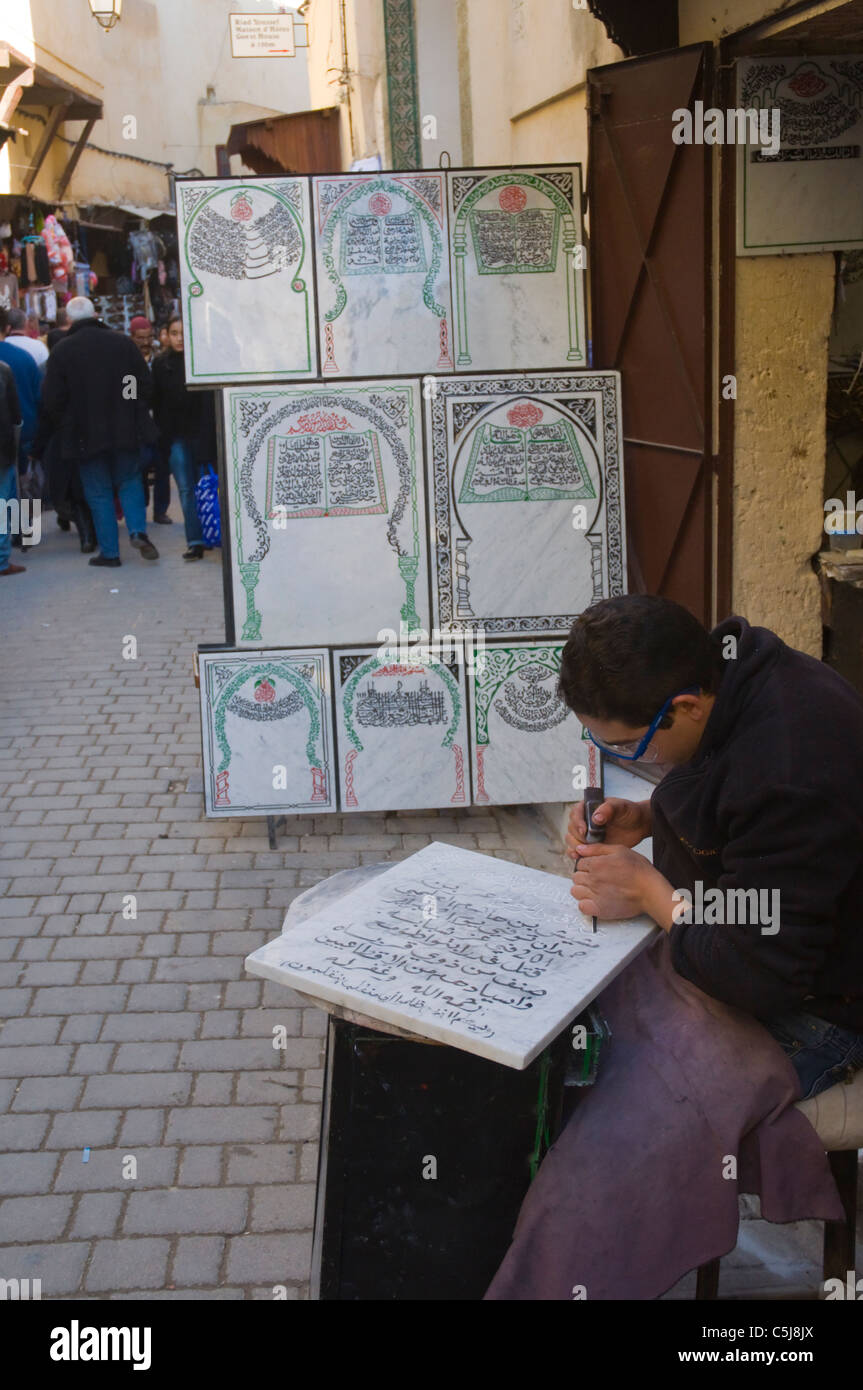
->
[[194, 464, 221, 547]]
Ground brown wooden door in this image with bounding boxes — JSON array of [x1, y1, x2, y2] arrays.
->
[[588, 44, 718, 625]]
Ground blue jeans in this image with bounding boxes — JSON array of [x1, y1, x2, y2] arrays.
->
[[169, 440, 203, 546], [0, 460, 17, 570], [763, 1010, 863, 1100], [78, 449, 147, 559]]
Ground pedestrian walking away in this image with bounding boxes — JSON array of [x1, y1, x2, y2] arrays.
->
[[151, 315, 217, 560], [39, 296, 159, 566], [129, 314, 172, 525]]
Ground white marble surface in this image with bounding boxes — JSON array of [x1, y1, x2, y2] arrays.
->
[[176, 177, 318, 383], [426, 372, 625, 637], [223, 381, 429, 648], [334, 646, 470, 812], [468, 641, 594, 807], [448, 166, 587, 371], [198, 648, 336, 816], [312, 172, 454, 377], [244, 842, 657, 1068], [737, 57, 863, 255]]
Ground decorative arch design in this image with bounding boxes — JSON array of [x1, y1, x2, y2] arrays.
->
[[451, 172, 580, 367], [341, 653, 462, 754], [212, 661, 321, 772]]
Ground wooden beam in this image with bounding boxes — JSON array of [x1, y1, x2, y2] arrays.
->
[[0, 66, 34, 126], [56, 117, 96, 201], [23, 96, 71, 194]]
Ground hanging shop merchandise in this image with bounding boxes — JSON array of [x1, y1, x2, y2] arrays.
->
[[179, 169, 625, 817]]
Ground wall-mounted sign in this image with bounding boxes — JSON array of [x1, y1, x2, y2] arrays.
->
[[737, 55, 863, 255], [229, 12, 296, 58]]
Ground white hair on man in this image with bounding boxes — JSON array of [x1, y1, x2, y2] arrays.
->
[[66, 297, 97, 322]]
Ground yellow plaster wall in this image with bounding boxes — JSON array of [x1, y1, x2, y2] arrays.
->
[[732, 253, 834, 653]]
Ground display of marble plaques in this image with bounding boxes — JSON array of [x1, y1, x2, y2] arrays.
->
[[334, 646, 470, 812], [448, 166, 587, 371], [467, 642, 593, 806], [312, 172, 454, 377], [426, 372, 624, 636], [198, 649, 336, 816], [223, 380, 429, 648], [736, 56, 863, 255], [176, 177, 317, 383], [245, 842, 657, 1068]]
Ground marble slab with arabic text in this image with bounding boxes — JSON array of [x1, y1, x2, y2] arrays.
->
[[245, 842, 657, 1068]]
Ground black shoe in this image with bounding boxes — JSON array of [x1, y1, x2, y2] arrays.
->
[[71, 501, 97, 554], [129, 532, 159, 560], [153, 514, 173, 524], [89, 555, 121, 567], [183, 545, 205, 560]]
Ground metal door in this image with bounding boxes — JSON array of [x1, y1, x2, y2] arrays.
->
[[588, 44, 721, 623]]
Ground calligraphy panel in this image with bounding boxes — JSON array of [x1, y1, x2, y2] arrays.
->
[[737, 56, 863, 255], [426, 372, 625, 636], [199, 649, 336, 816], [224, 381, 429, 647], [448, 166, 586, 371], [467, 641, 596, 807], [245, 843, 656, 1068], [312, 173, 453, 376], [176, 176, 317, 383], [335, 645, 469, 812]]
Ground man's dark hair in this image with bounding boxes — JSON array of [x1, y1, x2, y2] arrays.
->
[[558, 595, 724, 726], [7, 308, 26, 332]]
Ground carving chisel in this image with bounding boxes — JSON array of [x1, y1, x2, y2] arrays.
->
[[582, 785, 605, 934]]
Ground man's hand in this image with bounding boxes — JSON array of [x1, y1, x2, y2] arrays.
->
[[570, 842, 675, 929], [565, 796, 652, 857]]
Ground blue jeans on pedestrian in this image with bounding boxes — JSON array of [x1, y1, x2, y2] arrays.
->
[[0, 460, 18, 570], [169, 440, 203, 546], [762, 1010, 863, 1100], [78, 449, 147, 560]]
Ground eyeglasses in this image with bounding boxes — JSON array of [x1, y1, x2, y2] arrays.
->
[[585, 686, 700, 761]]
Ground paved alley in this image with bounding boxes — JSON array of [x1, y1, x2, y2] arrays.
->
[[0, 509, 558, 1299]]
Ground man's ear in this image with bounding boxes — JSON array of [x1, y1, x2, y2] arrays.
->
[[671, 693, 705, 721]]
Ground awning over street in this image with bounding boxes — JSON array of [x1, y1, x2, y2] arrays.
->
[[226, 107, 341, 174], [1, 45, 103, 198]]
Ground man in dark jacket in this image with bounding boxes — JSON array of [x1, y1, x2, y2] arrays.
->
[[562, 595, 863, 1101], [40, 297, 158, 567]]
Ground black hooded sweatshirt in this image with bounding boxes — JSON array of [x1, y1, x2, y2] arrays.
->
[[655, 616, 863, 1031]]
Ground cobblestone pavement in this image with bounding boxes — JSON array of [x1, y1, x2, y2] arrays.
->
[[0, 506, 563, 1300]]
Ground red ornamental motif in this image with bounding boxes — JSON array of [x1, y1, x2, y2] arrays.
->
[[507, 402, 543, 428], [499, 185, 527, 213], [788, 70, 828, 100], [254, 678, 275, 703], [288, 410, 350, 434], [369, 192, 392, 217], [231, 193, 253, 222]]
